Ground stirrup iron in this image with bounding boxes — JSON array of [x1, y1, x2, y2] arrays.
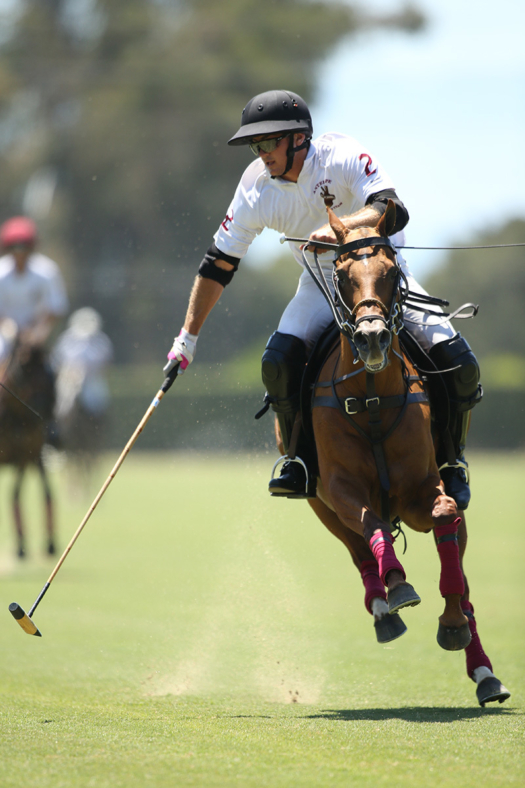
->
[[270, 454, 309, 487], [438, 458, 470, 485]]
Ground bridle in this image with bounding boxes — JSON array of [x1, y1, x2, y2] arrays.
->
[[295, 234, 408, 360]]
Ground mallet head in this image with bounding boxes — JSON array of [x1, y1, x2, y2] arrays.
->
[[9, 603, 42, 637]]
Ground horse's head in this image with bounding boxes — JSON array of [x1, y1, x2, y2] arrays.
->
[[327, 200, 400, 372]]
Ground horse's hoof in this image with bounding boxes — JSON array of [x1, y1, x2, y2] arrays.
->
[[436, 621, 471, 651], [47, 541, 56, 556], [17, 545, 26, 559], [476, 676, 511, 707], [374, 612, 407, 643], [387, 583, 421, 614]]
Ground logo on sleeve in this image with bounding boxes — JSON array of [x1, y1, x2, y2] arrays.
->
[[221, 211, 233, 232], [359, 153, 377, 177]]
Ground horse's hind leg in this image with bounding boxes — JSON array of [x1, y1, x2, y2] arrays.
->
[[458, 514, 511, 706], [308, 497, 407, 643], [37, 458, 56, 555], [13, 467, 26, 559]]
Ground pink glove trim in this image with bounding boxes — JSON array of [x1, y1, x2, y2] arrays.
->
[[167, 349, 189, 369]]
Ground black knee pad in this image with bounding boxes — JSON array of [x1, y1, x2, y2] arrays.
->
[[261, 332, 307, 413], [428, 334, 481, 404]]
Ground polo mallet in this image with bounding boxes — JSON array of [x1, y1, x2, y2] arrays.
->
[[9, 364, 180, 637]]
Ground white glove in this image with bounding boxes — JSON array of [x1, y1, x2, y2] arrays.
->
[[163, 329, 198, 376]]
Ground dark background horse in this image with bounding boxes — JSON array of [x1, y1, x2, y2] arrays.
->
[[0, 343, 56, 558]]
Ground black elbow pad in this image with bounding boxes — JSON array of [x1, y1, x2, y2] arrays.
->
[[366, 189, 409, 234], [198, 243, 241, 287]]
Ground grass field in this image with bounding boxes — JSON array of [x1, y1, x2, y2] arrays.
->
[[0, 449, 523, 787]]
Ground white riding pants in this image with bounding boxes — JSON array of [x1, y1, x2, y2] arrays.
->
[[277, 256, 456, 353]]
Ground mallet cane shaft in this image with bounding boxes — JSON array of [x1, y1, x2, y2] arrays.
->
[[9, 365, 180, 637]]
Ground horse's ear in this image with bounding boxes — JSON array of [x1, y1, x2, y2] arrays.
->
[[327, 206, 348, 245], [376, 199, 397, 237]]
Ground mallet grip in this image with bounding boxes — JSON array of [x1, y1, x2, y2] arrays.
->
[[161, 363, 180, 393]]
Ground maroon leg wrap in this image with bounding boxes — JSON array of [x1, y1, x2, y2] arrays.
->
[[360, 559, 386, 614], [461, 600, 493, 679], [435, 518, 464, 597], [369, 531, 406, 586]]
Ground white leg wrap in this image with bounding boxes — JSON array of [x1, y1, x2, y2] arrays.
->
[[472, 665, 496, 685], [371, 597, 389, 620]]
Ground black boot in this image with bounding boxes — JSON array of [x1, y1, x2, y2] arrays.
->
[[261, 332, 315, 498], [268, 458, 308, 495], [428, 334, 482, 510]]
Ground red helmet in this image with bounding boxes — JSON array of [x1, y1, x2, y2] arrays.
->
[[0, 216, 37, 249]]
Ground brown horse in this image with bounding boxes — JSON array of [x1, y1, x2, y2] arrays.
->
[[276, 198, 509, 705], [309, 199, 468, 644], [0, 344, 56, 558]]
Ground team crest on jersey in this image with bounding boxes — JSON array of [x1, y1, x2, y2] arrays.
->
[[313, 179, 342, 209]]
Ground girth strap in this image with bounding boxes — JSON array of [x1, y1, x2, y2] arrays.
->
[[312, 390, 428, 414]]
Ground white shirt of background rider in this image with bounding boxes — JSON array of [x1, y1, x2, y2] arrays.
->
[[214, 132, 401, 268], [52, 310, 113, 417], [0, 251, 69, 329]]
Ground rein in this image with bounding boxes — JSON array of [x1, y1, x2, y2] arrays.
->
[[294, 235, 408, 351]]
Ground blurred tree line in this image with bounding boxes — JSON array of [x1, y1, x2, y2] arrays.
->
[[425, 218, 525, 385], [424, 218, 525, 449], [0, 0, 423, 362]]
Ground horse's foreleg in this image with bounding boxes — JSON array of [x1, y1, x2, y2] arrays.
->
[[308, 497, 386, 609], [458, 514, 511, 705], [38, 459, 55, 555], [308, 497, 407, 643], [324, 472, 420, 615], [13, 468, 25, 559]]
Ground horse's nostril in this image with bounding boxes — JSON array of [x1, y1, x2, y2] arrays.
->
[[354, 332, 368, 351], [379, 329, 391, 349]]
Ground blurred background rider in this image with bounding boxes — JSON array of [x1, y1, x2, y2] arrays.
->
[[0, 216, 69, 432], [52, 307, 113, 457]]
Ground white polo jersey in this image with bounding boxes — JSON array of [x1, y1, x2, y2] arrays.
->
[[214, 132, 396, 268], [0, 252, 69, 329]]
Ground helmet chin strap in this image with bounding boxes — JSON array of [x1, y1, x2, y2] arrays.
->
[[271, 135, 311, 179]]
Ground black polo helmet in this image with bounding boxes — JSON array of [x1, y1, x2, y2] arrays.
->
[[228, 89, 313, 146]]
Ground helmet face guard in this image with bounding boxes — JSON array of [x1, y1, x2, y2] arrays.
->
[[228, 89, 312, 146]]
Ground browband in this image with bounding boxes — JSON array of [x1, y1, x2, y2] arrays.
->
[[336, 236, 395, 257]]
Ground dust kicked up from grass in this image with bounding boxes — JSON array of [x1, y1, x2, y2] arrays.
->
[[143, 499, 326, 704]]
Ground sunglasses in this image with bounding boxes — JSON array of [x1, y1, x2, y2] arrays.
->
[[249, 134, 289, 156]]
